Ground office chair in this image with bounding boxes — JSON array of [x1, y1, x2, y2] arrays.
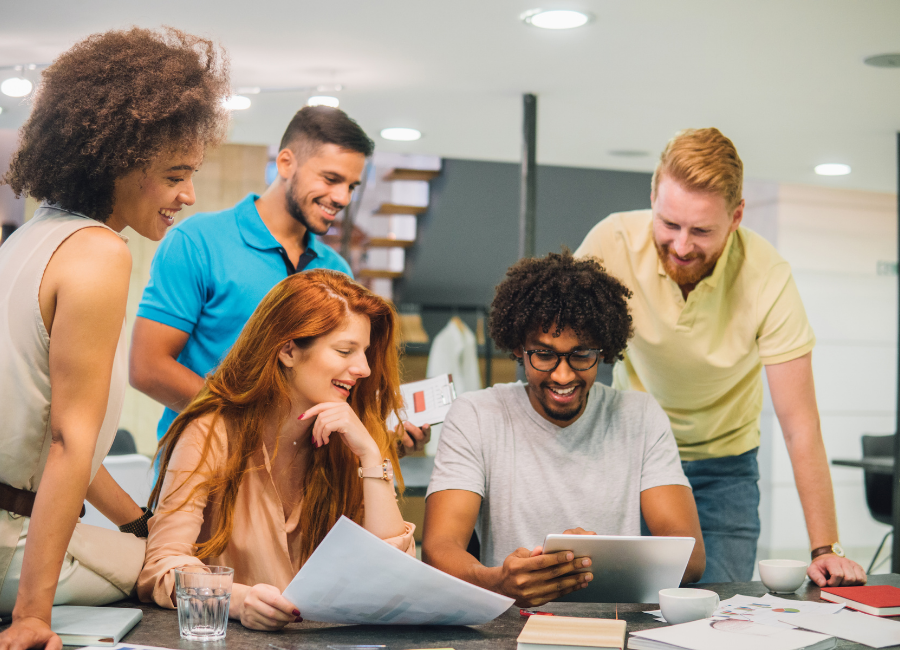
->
[[862, 434, 894, 573]]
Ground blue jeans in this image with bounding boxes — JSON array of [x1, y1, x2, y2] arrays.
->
[[682, 449, 761, 583]]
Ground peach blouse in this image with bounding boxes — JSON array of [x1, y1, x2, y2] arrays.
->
[[138, 415, 416, 608]]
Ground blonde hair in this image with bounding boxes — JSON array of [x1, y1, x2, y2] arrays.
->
[[651, 128, 743, 212]]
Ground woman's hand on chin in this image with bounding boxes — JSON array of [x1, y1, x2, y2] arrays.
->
[[239, 584, 301, 631], [301, 402, 381, 464]]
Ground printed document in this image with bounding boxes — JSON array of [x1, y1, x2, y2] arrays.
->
[[282, 516, 513, 625]]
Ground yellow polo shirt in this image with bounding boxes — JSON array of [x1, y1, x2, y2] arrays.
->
[[574, 210, 815, 461]]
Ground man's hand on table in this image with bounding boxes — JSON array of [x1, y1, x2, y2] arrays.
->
[[496, 543, 593, 608], [398, 421, 431, 456], [239, 584, 302, 631], [807, 554, 867, 587]]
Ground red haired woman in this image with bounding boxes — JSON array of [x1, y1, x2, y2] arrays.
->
[[138, 270, 413, 630]]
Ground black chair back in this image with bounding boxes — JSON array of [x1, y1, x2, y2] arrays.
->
[[861, 434, 894, 526]]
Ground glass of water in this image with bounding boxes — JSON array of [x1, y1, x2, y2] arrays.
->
[[174, 565, 234, 641]]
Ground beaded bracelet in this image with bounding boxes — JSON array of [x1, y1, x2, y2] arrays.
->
[[119, 507, 153, 538]]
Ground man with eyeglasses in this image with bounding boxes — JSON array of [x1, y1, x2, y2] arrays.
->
[[422, 251, 705, 607]]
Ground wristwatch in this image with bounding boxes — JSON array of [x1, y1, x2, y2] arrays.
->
[[358, 459, 394, 482], [810, 542, 845, 560]]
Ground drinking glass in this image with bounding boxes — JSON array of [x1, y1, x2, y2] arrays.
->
[[174, 565, 234, 640]]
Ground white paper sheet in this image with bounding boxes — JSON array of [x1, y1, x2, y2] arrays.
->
[[282, 516, 514, 625], [385, 374, 456, 429], [780, 610, 900, 648]]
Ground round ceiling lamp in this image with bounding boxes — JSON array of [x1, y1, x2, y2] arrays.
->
[[521, 9, 592, 29], [380, 127, 421, 141], [1, 77, 33, 97], [222, 95, 251, 110], [815, 163, 851, 176], [307, 95, 340, 108]]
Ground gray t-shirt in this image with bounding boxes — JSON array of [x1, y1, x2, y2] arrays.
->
[[426, 381, 690, 568]]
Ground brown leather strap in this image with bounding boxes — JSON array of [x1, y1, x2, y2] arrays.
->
[[0, 482, 86, 519]]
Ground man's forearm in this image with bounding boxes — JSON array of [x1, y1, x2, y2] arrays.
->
[[423, 540, 502, 593], [784, 426, 839, 549], [131, 358, 204, 413]]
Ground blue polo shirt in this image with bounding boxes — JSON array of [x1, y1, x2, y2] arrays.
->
[[137, 193, 352, 440]]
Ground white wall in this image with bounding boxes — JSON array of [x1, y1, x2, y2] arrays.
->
[[746, 181, 895, 571]]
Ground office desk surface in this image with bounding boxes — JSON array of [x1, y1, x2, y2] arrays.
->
[[36, 573, 897, 649]]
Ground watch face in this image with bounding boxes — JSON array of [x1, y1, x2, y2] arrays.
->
[[384, 459, 394, 481], [833, 542, 845, 557]]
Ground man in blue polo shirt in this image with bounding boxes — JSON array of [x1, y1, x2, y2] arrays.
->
[[131, 106, 428, 450]]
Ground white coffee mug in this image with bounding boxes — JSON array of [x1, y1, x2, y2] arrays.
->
[[659, 588, 720, 625]]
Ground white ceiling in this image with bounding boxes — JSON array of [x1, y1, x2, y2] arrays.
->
[[2, 0, 899, 193]]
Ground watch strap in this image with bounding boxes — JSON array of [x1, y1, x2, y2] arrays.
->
[[810, 543, 843, 560], [358, 462, 387, 480]]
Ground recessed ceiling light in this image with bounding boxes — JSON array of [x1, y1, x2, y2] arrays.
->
[[864, 53, 900, 68], [307, 95, 340, 108], [815, 163, 851, 176], [609, 149, 650, 157], [1, 77, 33, 97], [222, 95, 251, 110], [380, 127, 421, 141], [521, 9, 592, 29]]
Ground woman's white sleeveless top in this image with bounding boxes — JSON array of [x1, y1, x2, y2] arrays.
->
[[0, 205, 127, 492]]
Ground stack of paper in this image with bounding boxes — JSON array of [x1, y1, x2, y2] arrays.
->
[[645, 594, 843, 629], [282, 516, 513, 625], [629, 618, 835, 650]]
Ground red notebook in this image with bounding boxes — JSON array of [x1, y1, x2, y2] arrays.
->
[[820, 585, 900, 616]]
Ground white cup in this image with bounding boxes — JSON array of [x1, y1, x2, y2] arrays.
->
[[659, 588, 720, 624], [758, 559, 808, 594]]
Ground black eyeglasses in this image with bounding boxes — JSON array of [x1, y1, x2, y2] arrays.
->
[[524, 348, 602, 372]]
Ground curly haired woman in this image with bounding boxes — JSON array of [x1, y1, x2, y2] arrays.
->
[[0, 27, 229, 649], [138, 270, 414, 630]]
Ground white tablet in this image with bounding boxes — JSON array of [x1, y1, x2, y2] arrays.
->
[[542, 534, 695, 604]]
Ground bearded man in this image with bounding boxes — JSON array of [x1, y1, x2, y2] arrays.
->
[[130, 106, 429, 451], [575, 128, 866, 587]]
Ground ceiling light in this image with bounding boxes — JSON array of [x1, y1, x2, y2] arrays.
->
[[380, 127, 421, 141], [815, 163, 851, 176], [222, 95, 251, 110], [1, 77, 33, 97], [521, 9, 592, 29], [307, 95, 340, 108], [864, 53, 900, 68], [609, 149, 650, 157]]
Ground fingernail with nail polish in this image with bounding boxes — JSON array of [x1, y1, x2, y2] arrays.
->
[[293, 609, 300, 616], [299, 413, 305, 420]]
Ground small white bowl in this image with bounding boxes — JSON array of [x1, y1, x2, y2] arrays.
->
[[659, 588, 720, 624], [758, 559, 808, 593]]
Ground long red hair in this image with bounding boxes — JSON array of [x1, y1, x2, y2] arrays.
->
[[149, 269, 404, 565]]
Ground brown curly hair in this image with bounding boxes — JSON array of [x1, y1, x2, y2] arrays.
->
[[3, 27, 231, 222], [489, 249, 634, 365]]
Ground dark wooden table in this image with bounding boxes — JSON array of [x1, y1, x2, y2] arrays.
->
[[832, 457, 893, 475], [43, 573, 897, 649]]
